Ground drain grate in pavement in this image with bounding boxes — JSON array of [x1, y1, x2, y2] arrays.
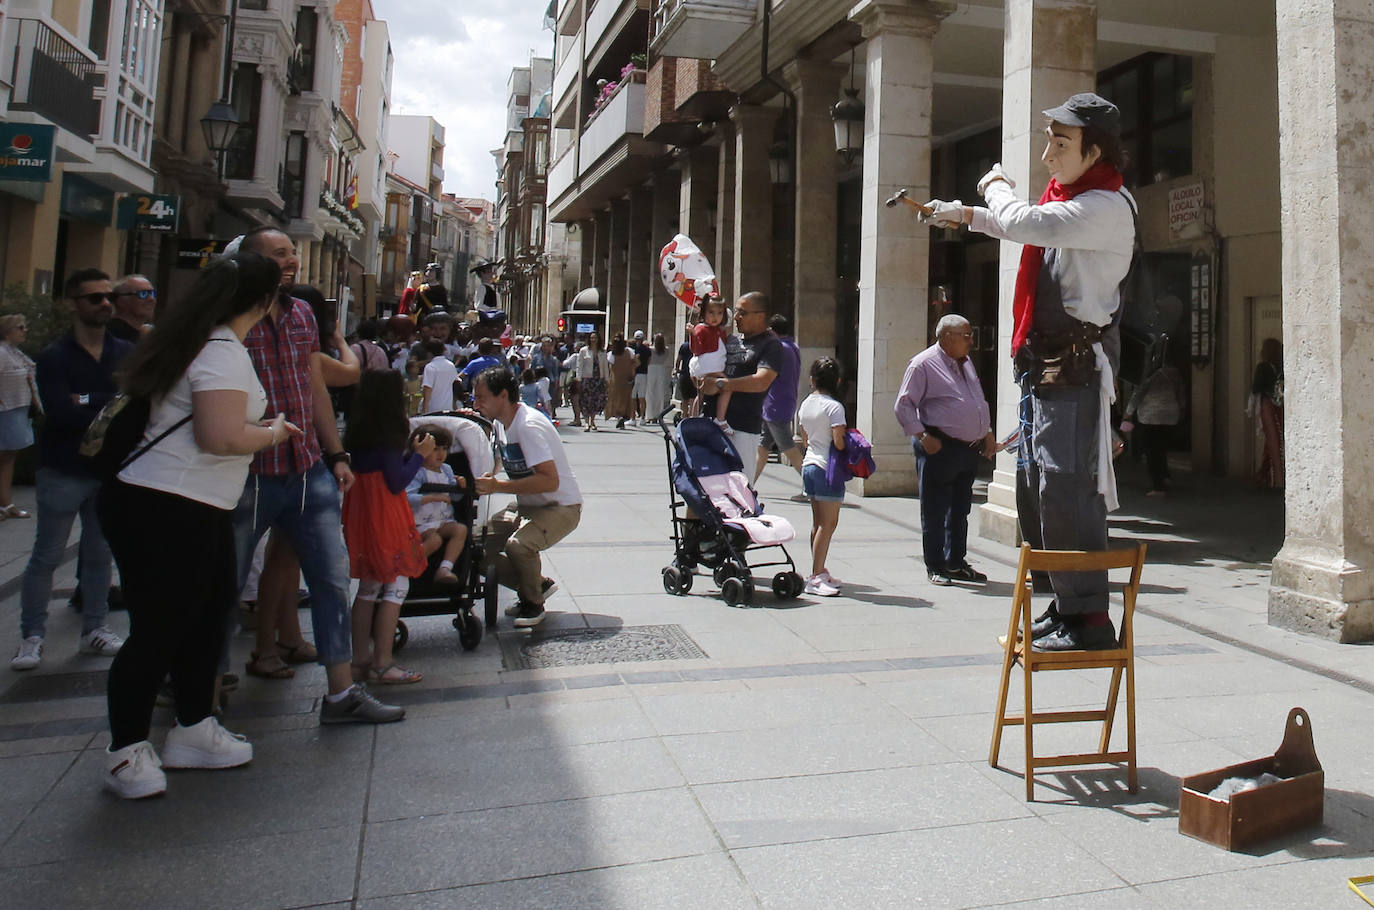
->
[[0, 670, 109, 704], [499, 624, 708, 670]]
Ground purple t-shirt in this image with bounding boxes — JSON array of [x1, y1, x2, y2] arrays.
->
[[761, 334, 801, 424]]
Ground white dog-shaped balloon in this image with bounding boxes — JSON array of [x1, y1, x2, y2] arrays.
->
[[658, 234, 718, 310]]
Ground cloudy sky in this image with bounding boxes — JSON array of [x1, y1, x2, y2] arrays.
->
[[372, 0, 555, 201]]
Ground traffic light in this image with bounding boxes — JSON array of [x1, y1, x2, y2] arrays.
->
[[556, 316, 567, 332]]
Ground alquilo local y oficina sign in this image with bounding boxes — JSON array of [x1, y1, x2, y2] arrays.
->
[[0, 124, 56, 183], [1168, 180, 1205, 239]]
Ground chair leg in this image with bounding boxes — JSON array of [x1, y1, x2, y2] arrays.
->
[[1023, 647, 1036, 801], [1098, 665, 1124, 755], [1126, 651, 1138, 793], [989, 596, 1023, 768]]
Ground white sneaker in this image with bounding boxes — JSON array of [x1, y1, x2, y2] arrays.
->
[[11, 635, 42, 671], [161, 716, 253, 769], [80, 626, 124, 656], [803, 575, 840, 597], [104, 741, 166, 799], [819, 571, 844, 587]]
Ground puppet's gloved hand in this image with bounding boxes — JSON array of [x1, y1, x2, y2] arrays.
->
[[919, 200, 964, 228], [977, 163, 1015, 197]]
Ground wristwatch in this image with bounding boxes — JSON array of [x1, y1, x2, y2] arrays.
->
[[324, 451, 352, 467]]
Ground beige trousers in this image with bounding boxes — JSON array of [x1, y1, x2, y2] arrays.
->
[[486, 502, 582, 604]]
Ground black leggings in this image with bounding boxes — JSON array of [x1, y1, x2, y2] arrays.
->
[[98, 480, 237, 749]]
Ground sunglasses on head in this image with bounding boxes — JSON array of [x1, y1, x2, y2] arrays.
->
[[119, 288, 155, 300]]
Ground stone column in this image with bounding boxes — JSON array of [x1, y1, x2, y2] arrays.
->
[[679, 144, 719, 267], [649, 170, 681, 347], [1269, 0, 1374, 642], [591, 208, 611, 311], [607, 197, 630, 338], [715, 121, 737, 304], [578, 218, 595, 292], [730, 104, 779, 298], [625, 186, 653, 335], [784, 58, 845, 405], [979, 0, 1097, 543], [849, 0, 950, 495]]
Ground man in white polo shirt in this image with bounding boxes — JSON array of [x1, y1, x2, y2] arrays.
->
[[472, 365, 582, 628]]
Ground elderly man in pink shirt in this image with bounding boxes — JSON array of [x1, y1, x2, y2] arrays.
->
[[895, 314, 997, 586]]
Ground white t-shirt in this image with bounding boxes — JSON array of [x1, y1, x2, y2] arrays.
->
[[119, 327, 267, 509], [422, 356, 459, 413], [411, 465, 456, 531], [494, 403, 582, 508], [797, 392, 846, 470]]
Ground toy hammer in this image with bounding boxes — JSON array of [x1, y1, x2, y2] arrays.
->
[[884, 188, 934, 217]]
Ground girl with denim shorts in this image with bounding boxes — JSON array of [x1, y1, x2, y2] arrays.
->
[[796, 358, 847, 597]]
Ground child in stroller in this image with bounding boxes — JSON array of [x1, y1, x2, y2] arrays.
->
[[405, 424, 468, 585], [391, 412, 497, 652]]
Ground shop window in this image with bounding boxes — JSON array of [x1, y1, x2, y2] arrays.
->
[[1099, 53, 1194, 187], [238, 0, 268, 9]]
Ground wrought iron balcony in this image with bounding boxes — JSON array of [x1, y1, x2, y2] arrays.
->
[[649, 0, 754, 60], [8, 19, 101, 137]]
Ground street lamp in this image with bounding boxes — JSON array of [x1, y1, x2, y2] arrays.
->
[[832, 47, 864, 165], [767, 138, 792, 185], [200, 100, 240, 177]]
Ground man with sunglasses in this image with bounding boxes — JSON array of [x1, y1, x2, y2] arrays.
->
[[107, 275, 157, 342], [12, 269, 130, 671], [704, 291, 785, 460]]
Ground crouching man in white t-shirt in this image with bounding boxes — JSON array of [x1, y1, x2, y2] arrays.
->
[[471, 366, 582, 628]]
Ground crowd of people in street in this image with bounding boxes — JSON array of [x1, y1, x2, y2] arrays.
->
[[0, 91, 1287, 806]]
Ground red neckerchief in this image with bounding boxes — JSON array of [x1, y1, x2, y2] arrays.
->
[[1010, 161, 1123, 354]]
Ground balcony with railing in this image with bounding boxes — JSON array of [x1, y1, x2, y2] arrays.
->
[[8, 19, 101, 137], [580, 77, 644, 173], [650, 0, 754, 60]]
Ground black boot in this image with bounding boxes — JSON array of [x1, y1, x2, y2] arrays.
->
[[1031, 615, 1116, 652], [1029, 601, 1061, 639]]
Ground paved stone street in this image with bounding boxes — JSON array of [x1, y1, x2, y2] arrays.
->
[[0, 421, 1369, 909]]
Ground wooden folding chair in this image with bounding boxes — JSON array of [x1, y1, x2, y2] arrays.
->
[[989, 542, 1147, 800]]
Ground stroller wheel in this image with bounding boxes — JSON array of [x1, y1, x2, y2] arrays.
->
[[662, 566, 685, 595], [455, 611, 483, 650], [393, 619, 409, 653], [721, 575, 753, 607], [712, 562, 738, 587], [773, 571, 804, 600]]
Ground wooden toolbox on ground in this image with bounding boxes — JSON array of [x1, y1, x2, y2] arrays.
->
[[1178, 707, 1324, 851]]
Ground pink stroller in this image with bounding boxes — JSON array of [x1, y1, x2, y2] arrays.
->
[[658, 414, 804, 606]]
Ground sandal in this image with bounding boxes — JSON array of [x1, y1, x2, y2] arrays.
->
[[276, 640, 318, 663], [245, 652, 295, 679], [369, 663, 423, 685], [4, 504, 30, 519]]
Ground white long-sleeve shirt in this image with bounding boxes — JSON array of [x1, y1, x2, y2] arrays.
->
[[969, 181, 1135, 328]]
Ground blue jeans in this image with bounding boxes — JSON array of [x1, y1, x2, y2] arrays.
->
[[914, 439, 979, 575], [231, 461, 352, 666], [20, 468, 112, 639]]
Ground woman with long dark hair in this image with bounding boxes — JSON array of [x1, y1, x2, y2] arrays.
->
[[575, 332, 609, 432], [341, 370, 430, 684], [98, 253, 300, 799]]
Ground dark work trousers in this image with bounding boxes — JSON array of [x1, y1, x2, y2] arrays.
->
[[1139, 423, 1171, 490], [1015, 377, 1052, 595], [914, 438, 980, 575], [1019, 375, 1108, 615], [99, 479, 237, 749]]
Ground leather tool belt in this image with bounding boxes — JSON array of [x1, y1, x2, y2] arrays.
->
[[1015, 322, 1103, 391]]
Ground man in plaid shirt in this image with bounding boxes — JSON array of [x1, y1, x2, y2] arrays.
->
[[232, 227, 403, 725]]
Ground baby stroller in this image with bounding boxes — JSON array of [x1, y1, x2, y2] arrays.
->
[[658, 412, 805, 606], [393, 411, 498, 651]]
